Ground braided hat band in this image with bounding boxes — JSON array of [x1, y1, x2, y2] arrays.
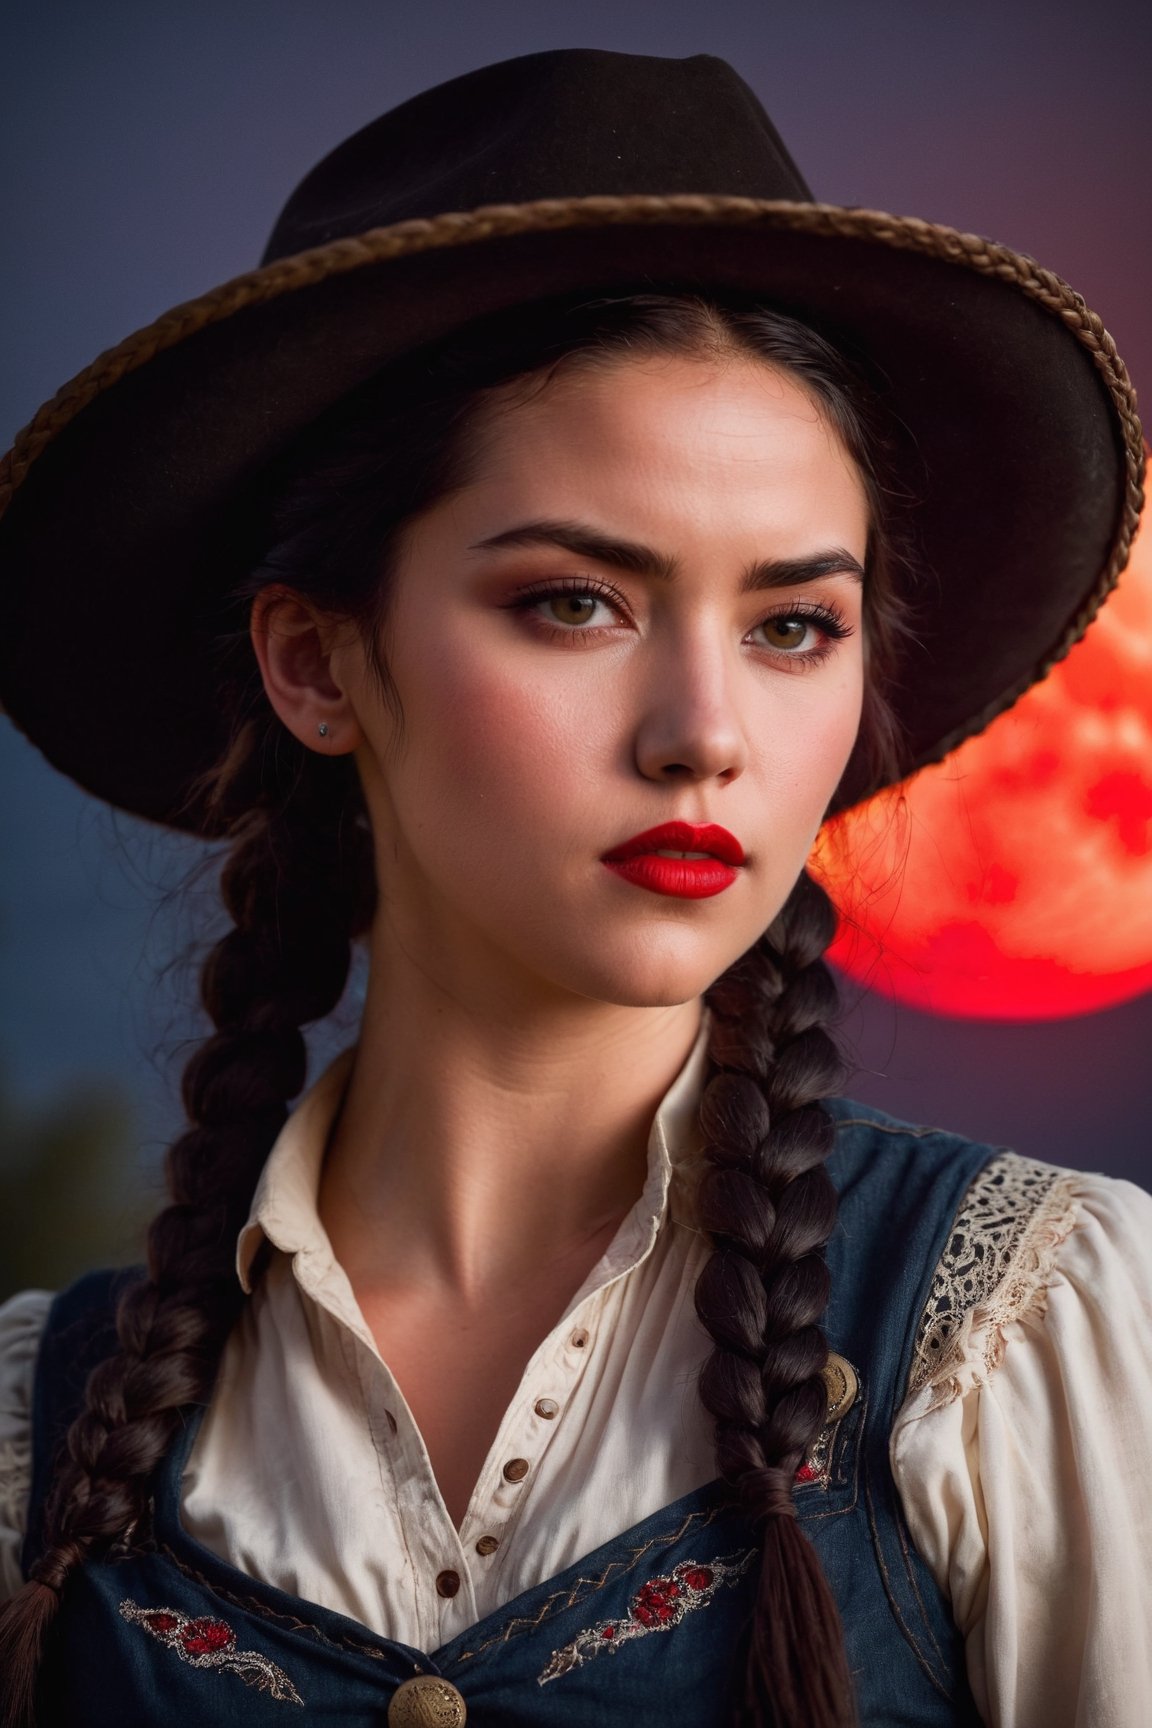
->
[[0, 51, 1141, 832], [3, 195, 1142, 541]]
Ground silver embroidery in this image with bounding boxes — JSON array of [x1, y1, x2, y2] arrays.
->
[[797, 1415, 836, 1488], [119, 1600, 304, 1704], [908, 1152, 1080, 1405], [538, 1549, 756, 1684]]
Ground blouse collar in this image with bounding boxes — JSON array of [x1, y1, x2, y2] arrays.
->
[[235, 1013, 712, 1294]]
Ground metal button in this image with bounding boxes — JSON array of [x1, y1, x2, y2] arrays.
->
[[502, 1457, 530, 1483], [388, 1674, 467, 1727], [534, 1398, 559, 1419], [435, 1569, 460, 1598], [570, 1329, 588, 1349], [822, 1353, 859, 1421], [475, 1535, 499, 1556]]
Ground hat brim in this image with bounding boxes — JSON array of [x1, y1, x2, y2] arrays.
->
[[0, 195, 1142, 834]]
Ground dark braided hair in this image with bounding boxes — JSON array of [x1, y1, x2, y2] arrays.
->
[[701, 871, 856, 1725], [0, 750, 374, 1721], [0, 293, 912, 1726]]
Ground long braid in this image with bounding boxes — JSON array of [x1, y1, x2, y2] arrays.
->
[[0, 742, 372, 1727], [699, 868, 856, 1728]]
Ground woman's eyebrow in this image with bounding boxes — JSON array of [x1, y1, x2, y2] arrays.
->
[[469, 518, 864, 590], [471, 518, 677, 577]]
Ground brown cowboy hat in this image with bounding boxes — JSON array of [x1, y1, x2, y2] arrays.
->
[[0, 48, 1142, 834]]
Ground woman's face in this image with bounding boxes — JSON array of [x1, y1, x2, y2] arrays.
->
[[336, 351, 868, 1010]]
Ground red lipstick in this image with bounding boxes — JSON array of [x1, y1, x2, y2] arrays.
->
[[601, 821, 745, 900]]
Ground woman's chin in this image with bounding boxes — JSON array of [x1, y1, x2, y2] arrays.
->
[[385, 878, 783, 1012], [537, 938, 764, 1012]]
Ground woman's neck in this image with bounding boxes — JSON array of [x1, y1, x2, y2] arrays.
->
[[317, 918, 703, 1307]]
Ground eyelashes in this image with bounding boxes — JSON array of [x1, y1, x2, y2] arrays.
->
[[514, 579, 629, 638], [750, 604, 854, 661], [504, 574, 633, 628], [504, 575, 855, 667]]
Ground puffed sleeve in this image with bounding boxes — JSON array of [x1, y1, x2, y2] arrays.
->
[[0, 1290, 51, 1603], [890, 1166, 1152, 1728]]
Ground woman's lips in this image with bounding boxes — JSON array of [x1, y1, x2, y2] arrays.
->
[[601, 821, 745, 899]]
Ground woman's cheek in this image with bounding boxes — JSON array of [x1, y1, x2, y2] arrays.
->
[[760, 656, 861, 759], [410, 660, 581, 844]]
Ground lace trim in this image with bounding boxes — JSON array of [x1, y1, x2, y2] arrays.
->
[[0, 1434, 32, 1538], [908, 1153, 1081, 1408]]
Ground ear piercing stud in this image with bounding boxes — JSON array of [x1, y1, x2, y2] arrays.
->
[[317, 722, 330, 738]]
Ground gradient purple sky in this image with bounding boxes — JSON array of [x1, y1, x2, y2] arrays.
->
[[2, 0, 1150, 1185]]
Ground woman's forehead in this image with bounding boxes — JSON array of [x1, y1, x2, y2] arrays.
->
[[451, 353, 869, 555]]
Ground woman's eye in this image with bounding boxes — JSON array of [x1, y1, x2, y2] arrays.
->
[[508, 584, 851, 662], [542, 592, 608, 627], [507, 580, 627, 634], [758, 615, 812, 650], [750, 606, 852, 661]]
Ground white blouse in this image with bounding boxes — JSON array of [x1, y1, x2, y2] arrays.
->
[[2, 1026, 1150, 1727]]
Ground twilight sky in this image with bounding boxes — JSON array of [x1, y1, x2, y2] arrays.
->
[[2, 0, 1150, 1189]]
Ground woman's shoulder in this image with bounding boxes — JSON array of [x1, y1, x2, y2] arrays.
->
[[823, 1093, 1149, 1277], [825, 1093, 1014, 1158], [0, 1269, 142, 1603], [911, 1148, 1150, 1406], [823, 1095, 1016, 1188], [821, 1096, 1015, 1293], [0, 1287, 53, 1420], [0, 1288, 53, 1602], [822, 1095, 1152, 1392], [888, 1149, 1152, 1722]]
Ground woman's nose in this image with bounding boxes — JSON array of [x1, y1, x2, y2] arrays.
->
[[631, 639, 748, 785]]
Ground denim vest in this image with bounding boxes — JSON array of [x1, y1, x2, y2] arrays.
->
[[25, 1099, 997, 1725]]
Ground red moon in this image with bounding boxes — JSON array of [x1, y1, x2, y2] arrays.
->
[[812, 459, 1152, 1020]]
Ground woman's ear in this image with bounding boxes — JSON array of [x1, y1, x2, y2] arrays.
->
[[249, 586, 365, 754]]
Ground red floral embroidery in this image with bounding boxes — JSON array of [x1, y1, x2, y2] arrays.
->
[[119, 1600, 303, 1704], [633, 1578, 682, 1625], [180, 1617, 235, 1657], [539, 1550, 756, 1684], [142, 1611, 179, 1635]]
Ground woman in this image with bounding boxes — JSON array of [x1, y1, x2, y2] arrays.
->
[[0, 47, 1148, 1728]]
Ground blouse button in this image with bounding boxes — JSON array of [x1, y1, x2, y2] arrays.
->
[[570, 1329, 588, 1349], [821, 1353, 859, 1421], [534, 1398, 559, 1419], [435, 1569, 461, 1598], [388, 1675, 467, 1726], [475, 1535, 499, 1556], [502, 1457, 530, 1483]]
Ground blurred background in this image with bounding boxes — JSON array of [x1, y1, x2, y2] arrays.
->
[[3, 0, 1150, 1301]]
